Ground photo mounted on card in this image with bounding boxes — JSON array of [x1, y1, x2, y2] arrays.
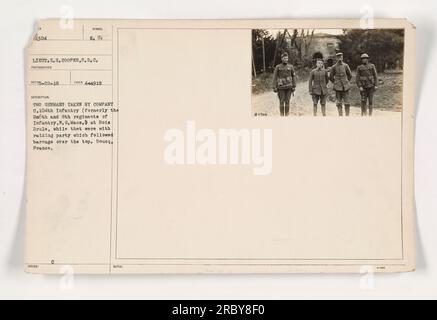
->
[[25, 19, 416, 274], [252, 28, 404, 117]]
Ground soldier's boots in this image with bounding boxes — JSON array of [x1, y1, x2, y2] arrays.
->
[[337, 104, 343, 116], [361, 102, 367, 116], [284, 103, 290, 116], [361, 103, 374, 116], [314, 105, 326, 117], [321, 104, 326, 117], [337, 104, 350, 116], [279, 101, 291, 116]]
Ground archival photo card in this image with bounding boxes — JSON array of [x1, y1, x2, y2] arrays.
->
[[25, 19, 415, 274]]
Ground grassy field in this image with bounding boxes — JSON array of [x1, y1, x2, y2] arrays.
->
[[252, 71, 403, 112]]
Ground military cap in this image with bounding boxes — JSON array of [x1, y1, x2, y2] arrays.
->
[[336, 52, 343, 57], [281, 52, 289, 58], [360, 53, 370, 59]]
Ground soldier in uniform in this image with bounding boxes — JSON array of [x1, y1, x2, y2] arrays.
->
[[308, 58, 329, 116], [329, 52, 353, 116], [356, 53, 378, 116], [272, 52, 296, 116]]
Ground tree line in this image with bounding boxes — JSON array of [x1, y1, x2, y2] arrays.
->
[[252, 28, 404, 77]]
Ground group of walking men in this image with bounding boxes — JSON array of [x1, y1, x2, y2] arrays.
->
[[272, 52, 378, 117]]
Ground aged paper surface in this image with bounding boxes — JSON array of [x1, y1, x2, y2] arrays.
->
[[25, 19, 416, 274]]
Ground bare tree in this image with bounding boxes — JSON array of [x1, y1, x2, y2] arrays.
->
[[272, 29, 297, 67], [294, 29, 315, 61], [271, 29, 314, 67]]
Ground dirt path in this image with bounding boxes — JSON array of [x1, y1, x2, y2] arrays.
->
[[252, 83, 393, 117]]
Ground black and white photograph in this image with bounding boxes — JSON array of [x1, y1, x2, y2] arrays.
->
[[252, 28, 405, 117]]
